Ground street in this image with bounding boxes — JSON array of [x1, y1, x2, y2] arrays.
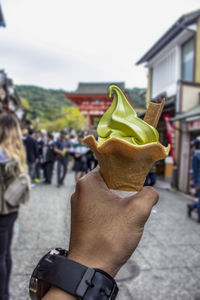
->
[[11, 172, 200, 300]]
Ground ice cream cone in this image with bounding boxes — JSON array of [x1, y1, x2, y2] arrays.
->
[[83, 135, 170, 191], [83, 86, 170, 192]]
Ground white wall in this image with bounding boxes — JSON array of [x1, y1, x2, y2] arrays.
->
[[182, 84, 200, 112], [152, 47, 181, 98], [146, 29, 194, 100]]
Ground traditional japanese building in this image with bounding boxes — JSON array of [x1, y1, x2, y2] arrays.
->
[[136, 9, 200, 192], [65, 82, 131, 128]]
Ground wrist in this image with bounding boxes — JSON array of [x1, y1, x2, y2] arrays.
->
[[42, 286, 76, 300], [67, 251, 118, 277], [30, 248, 119, 300]]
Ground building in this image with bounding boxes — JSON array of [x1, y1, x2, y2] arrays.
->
[[137, 9, 200, 193], [0, 70, 21, 113], [65, 82, 131, 129]]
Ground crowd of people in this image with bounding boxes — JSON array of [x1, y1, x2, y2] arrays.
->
[[22, 128, 98, 187]]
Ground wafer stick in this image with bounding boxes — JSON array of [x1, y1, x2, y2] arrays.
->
[[144, 98, 165, 128]]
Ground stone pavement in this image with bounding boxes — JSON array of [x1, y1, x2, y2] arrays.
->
[[10, 172, 200, 300]]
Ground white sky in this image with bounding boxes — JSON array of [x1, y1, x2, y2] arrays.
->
[[1, 0, 200, 91]]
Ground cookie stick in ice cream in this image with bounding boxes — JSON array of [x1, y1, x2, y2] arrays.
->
[[83, 85, 170, 192]]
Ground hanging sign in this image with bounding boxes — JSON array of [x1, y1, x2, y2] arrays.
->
[[163, 114, 176, 165]]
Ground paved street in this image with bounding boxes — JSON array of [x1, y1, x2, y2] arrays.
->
[[10, 171, 200, 300]]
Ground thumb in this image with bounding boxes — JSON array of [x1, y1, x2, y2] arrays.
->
[[127, 186, 159, 217]]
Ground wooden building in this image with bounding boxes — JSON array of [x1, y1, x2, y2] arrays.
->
[[137, 9, 200, 191]]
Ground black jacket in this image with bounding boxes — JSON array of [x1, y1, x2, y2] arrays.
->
[[23, 136, 38, 163]]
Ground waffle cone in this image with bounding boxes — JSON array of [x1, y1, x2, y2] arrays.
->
[[83, 135, 170, 191]]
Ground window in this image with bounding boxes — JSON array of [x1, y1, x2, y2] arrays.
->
[[181, 38, 194, 82]]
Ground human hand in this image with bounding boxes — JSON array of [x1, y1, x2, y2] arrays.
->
[[68, 168, 158, 277]]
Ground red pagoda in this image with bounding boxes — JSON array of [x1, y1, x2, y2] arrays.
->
[[65, 82, 131, 128]]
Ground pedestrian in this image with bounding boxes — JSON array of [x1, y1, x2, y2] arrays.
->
[[35, 131, 44, 182], [69, 133, 76, 146], [0, 112, 29, 300], [86, 150, 98, 172], [43, 132, 56, 184], [187, 136, 200, 223], [72, 134, 89, 182], [54, 130, 71, 187], [144, 164, 157, 186], [23, 127, 39, 185]]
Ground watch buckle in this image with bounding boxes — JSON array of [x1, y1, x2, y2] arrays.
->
[[76, 268, 95, 298]]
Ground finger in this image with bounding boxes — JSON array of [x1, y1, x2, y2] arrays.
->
[[127, 186, 159, 213]]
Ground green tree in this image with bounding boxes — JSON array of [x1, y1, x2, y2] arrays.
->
[[126, 88, 146, 108], [16, 85, 72, 120], [38, 107, 86, 132], [20, 97, 30, 110]]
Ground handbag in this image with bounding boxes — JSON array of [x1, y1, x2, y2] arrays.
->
[[4, 173, 30, 207]]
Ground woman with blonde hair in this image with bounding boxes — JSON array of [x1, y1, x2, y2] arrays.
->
[[0, 112, 28, 300]]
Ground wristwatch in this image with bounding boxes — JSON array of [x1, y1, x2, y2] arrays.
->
[[29, 248, 118, 300]]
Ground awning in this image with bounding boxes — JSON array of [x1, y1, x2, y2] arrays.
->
[[170, 105, 200, 122]]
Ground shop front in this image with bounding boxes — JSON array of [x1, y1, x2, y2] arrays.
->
[[187, 119, 200, 195], [172, 106, 200, 194]]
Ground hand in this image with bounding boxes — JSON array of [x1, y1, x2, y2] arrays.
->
[[42, 168, 158, 300], [68, 167, 158, 277]]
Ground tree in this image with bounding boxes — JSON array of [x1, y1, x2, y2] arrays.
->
[[38, 107, 86, 132], [20, 97, 30, 110]]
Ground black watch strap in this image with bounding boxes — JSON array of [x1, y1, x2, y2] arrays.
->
[[30, 249, 118, 300]]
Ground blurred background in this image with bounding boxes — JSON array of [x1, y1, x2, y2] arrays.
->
[[0, 0, 200, 299]]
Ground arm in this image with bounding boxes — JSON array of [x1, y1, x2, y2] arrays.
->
[[42, 168, 158, 299], [53, 146, 64, 156], [42, 287, 76, 300], [54, 141, 64, 156]]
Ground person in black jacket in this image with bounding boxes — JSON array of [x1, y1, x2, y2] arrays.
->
[[54, 130, 71, 187], [43, 133, 56, 184], [23, 128, 39, 182], [187, 136, 200, 223], [35, 131, 45, 182]]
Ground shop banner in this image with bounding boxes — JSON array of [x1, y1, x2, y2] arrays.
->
[[163, 114, 176, 165], [187, 120, 200, 131]]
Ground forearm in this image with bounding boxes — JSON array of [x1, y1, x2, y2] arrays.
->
[[54, 147, 63, 156], [42, 287, 76, 300]]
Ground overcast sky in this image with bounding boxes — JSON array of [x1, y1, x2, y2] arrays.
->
[[1, 0, 200, 91]]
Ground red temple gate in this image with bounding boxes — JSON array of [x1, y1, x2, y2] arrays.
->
[[65, 82, 131, 129]]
